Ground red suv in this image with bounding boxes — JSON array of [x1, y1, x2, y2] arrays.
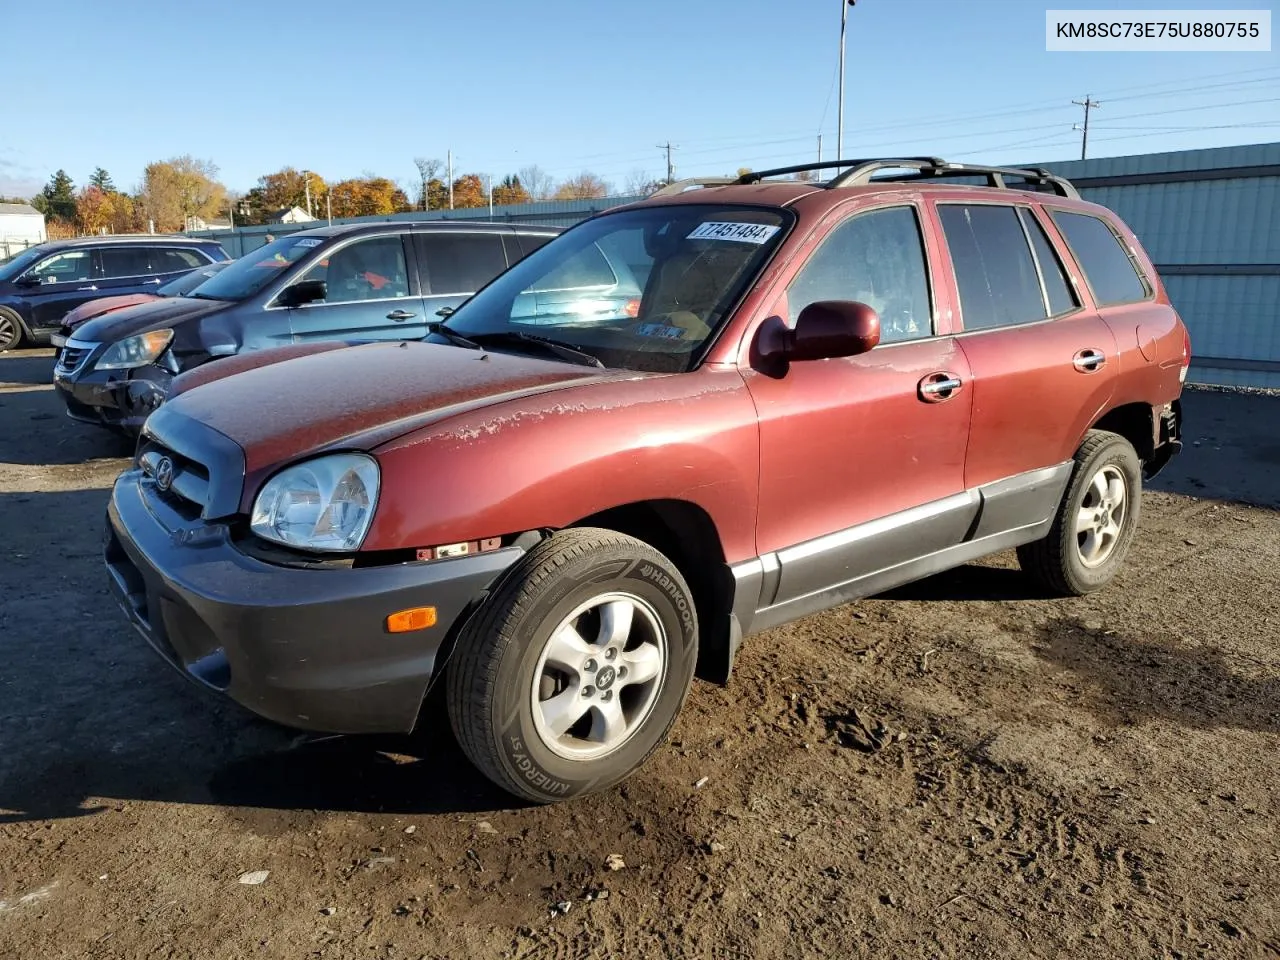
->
[[104, 158, 1187, 803]]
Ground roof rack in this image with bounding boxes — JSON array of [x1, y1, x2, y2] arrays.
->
[[830, 158, 1078, 198], [735, 158, 945, 184], [737, 157, 1079, 199]]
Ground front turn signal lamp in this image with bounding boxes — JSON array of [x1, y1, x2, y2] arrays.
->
[[386, 606, 437, 633]]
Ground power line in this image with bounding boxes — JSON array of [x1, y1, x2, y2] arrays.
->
[[458, 82, 1280, 184], [656, 142, 678, 182], [1072, 96, 1101, 160]]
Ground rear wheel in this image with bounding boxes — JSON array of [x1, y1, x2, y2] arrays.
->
[[1017, 430, 1142, 596], [446, 528, 698, 803], [0, 308, 24, 352]]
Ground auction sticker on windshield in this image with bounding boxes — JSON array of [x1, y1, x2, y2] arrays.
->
[[686, 222, 780, 244]]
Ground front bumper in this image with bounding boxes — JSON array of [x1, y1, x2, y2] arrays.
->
[[53, 362, 171, 435], [105, 470, 523, 733]]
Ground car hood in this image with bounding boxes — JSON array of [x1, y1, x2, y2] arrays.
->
[[61, 293, 161, 330], [72, 296, 231, 343], [160, 340, 622, 481]]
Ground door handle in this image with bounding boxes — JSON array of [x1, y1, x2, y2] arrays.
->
[[386, 309, 416, 321], [919, 372, 963, 403], [76, 285, 98, 292], [1073, 348, 1106, 373]]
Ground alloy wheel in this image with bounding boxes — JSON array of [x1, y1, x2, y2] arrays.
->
[[530, 592, 668, 761]]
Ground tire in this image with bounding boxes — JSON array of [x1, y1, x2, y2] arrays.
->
[[1017, 430, 1143, 596], [446, 528, 698, 803], [0, 308, 25, 352]]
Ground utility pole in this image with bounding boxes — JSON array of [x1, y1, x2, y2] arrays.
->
[[488, 174, 494, 216], [326, 192, 332, 226], [1072, 95, 1100, 160], [818, 133, 823, 165], [657, 142, 677, 183], [838, 0, 856, 160], [447, 150, 454, 209], [304, 172, 312, 217]]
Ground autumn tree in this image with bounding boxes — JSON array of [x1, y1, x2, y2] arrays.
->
[[138, 156, 226, 232], [108, 193, 144, 234], [327, 177, 411, 218], [75, 186, 115, 234], [240, 167, 326, 224], [554, 172, 611, 200], [518, 164, 554, 200], [425, 179, 449, 210], [89, 167, 116, 192], [490, 174, 531, 207], [451, 174, 488, 209], [32, 170, 77, 223]]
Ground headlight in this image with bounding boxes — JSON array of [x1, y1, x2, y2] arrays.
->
[[95, 329, 174, 370], [250, 454, 380, 552]]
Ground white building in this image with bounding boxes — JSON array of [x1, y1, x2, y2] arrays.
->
[[268, 206, 316, 224], [0, 203, 47, 257]]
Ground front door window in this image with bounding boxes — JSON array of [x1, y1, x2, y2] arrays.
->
[[297, 235, 410, 303], [28, 250, 93, 284]]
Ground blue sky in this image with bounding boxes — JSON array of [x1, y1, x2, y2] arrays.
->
[[2, 0, 1276, 199]]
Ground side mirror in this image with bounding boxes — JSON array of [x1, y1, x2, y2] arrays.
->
[[14, 274, 41, 288], [755, 300, 881, 365], [278, 279, 326, 307]]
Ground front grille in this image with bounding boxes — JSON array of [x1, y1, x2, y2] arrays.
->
[[138, 440, 211, 517], [57, 341, 96, 375]]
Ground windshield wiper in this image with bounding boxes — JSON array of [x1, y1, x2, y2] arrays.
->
[[468, 330, 605, 368], [426, 320, 483, 351]]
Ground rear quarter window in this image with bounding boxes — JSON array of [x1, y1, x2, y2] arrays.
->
[[1050, 211, 1150, 306]]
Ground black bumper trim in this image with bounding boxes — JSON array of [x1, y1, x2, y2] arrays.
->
[[106, 470, 524, 734]]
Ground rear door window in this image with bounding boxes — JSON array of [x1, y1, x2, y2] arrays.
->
[[1050, 211, 1150, 306], [153, 247, 207, 274], [1019, 209, 1077, 317], [938, 204, 1049, 332], [418, 233, 509, 294], [99, 247, 152, 279], [517, 233, 557, 256]]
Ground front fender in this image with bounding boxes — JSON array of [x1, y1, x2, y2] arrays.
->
[[365, 366, 761, 564]]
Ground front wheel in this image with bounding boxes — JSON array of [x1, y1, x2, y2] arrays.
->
[[446, 528, 698, 803], [1017, 430, 1143, 596], [0, 308, 25, 352]]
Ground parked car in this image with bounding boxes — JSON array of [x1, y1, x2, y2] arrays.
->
[[104, 158, 1188, 804], [52, 222, 601, 434], [51, 261, 231, 363], [0, 235, 229, 351]]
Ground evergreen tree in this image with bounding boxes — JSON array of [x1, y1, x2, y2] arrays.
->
[[89, 167, 116, 192]]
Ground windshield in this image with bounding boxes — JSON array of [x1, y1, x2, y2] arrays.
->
[[158, 261, 230, 297], [188, 235, 323, 301], [442, 204, 790, 372], [0, 244, 50, 281]]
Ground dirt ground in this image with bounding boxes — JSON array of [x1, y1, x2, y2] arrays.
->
[[1, 345, 1277, 960]]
